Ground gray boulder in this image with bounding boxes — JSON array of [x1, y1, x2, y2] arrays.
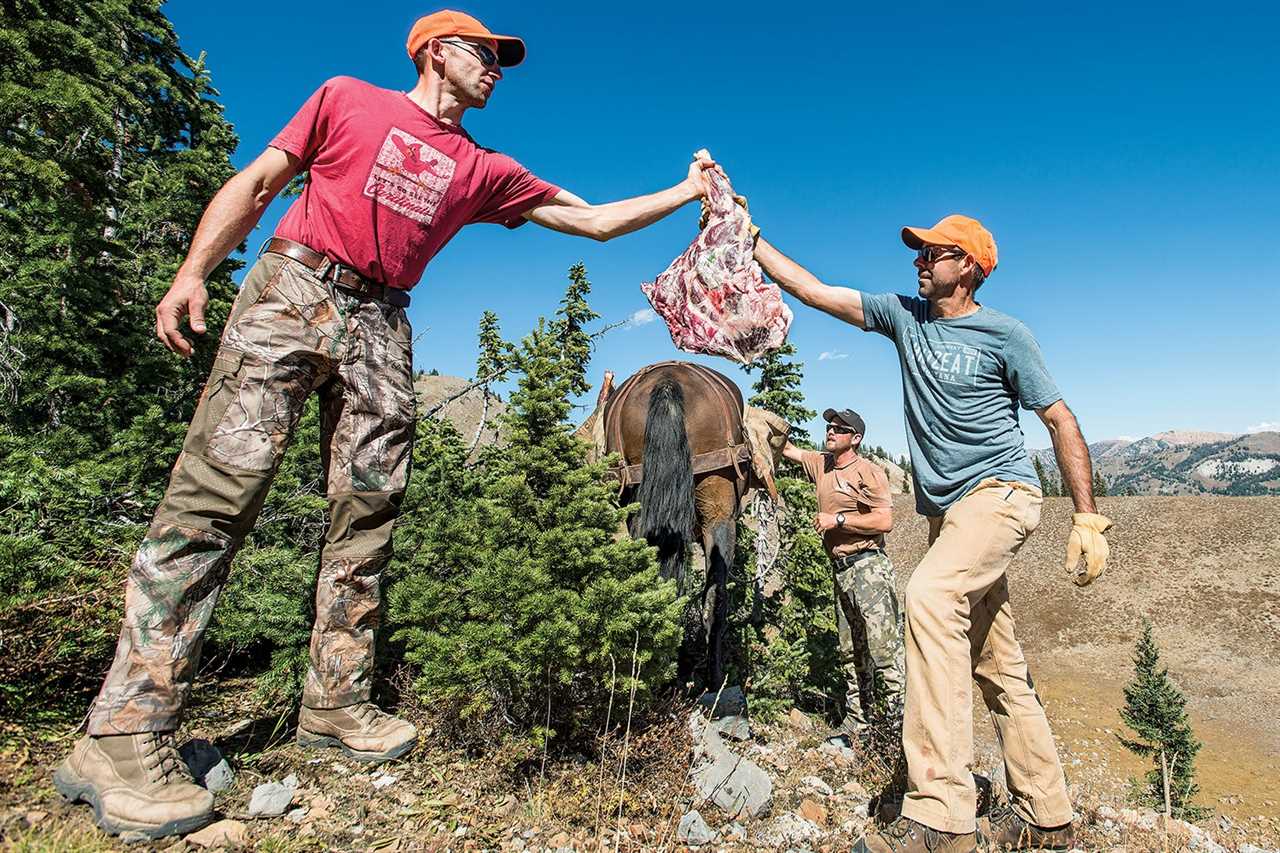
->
[[712, 715, 752, 741], [698, 685, 747, 718], [688, 711, 771, 819]]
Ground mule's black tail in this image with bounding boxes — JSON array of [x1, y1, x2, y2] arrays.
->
[[634, 379, 695, 585]]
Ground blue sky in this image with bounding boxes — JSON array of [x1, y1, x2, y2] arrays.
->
[[169, 0, 1279, 456]]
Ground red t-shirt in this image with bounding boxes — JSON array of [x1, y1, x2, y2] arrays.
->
[[269, 76, 561, 290]]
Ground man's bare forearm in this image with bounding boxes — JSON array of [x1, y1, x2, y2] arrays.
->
[[843, 508, 893, 535], [755, 237, 826, 304], [524, 180, 700, 241], [754, 237, 865, 327], [1047, 409, 1097, 513], [179, 166, 289, 280], [587, 180, 700, 241]]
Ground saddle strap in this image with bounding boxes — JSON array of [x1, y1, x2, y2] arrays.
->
[[613, 443, 752, 490]]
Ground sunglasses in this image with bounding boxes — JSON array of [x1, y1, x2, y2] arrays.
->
[[825, 424, 855, 435], [442, 39, 500, 68], [916, 245, 967, 264]]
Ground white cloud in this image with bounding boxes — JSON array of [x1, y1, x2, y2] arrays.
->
[[1245, 420, 1280, 434], [1116, 435, 1136, 442], [818, 350, 849, 361], [621, 308, 657, 330]]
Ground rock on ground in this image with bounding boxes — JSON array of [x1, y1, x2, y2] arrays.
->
[[688, 711, 772, 819], [787, 708, 814, 731], [697, 685, 747, 718], [758, 812, 822, 847], [186, 819, 248, 848], [801, 775, 833, 796], [798, 797, 829, 826], [179, 739, 235, 793], [248, 773, 298, 818], [677, 810, 716, 847], [712, 715, 752, 741]]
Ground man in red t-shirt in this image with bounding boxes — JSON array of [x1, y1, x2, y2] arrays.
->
[[55, 10, 718, 840]]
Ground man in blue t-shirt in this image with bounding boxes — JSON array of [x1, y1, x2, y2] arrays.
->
[[751, 214, 1113, 853]]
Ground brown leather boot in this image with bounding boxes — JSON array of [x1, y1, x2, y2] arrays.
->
[[978, 804, 1075, 850], [53, 733, 214, 839], [296, 703, 417, 763], [854, 817, 977, 853]]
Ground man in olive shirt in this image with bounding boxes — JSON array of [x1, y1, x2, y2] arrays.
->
[[783, 407, 905, 744]]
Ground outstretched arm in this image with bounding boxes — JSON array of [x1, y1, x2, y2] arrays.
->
[[754, 236, 866, 328], [523, 159, 715, 241], [156, 146, 301, 356], [781, 440, 807, 463]]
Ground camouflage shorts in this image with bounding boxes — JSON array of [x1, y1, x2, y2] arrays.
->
[[833, 549, 906, 735], [88, 253, 415, 735]]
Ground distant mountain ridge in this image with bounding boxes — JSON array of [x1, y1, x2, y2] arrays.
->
[[1031, 430, 1280, 496]]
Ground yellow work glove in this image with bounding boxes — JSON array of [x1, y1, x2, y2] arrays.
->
[[1064, 512, 1113, 587], [699, 193, 760, 242]]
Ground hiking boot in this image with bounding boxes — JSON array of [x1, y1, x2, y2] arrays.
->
[[854, 817, 977, 853], [978, 804, 1075, 850], [296, 702, 417, 764], [53, 733, 214, 840]]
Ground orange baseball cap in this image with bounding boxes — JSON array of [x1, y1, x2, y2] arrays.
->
[[901, 214, 998, 276], [406, 10, 526, 67]]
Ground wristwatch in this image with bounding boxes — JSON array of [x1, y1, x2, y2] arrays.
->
[[836, 512, 846, 528]]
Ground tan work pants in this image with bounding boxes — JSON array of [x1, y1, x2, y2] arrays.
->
[[900, 479, 1072, 834]]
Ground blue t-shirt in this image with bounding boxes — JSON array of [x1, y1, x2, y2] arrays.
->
[[861, 293, 1062, 517]]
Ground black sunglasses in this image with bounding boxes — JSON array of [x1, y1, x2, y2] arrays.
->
[[916, 245, 967, 264], [825, 423, 855, 435], [442, 39, 499, 68]]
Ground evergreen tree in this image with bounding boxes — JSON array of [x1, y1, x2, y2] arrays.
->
[[732, 344, 841, 719], [0, 0, 245, 715], [1118, 621, 1206, 819], [742, 342, 816, 446], [1034, 456, 1064, 496], [1093, 470, 1109, 497], [388, 265, 682, 743]]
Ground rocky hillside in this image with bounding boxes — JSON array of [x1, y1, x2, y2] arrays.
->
[[7, 495, 1277, 851], [1032, 430, 1280, 496], [415, 373, 506, 462]]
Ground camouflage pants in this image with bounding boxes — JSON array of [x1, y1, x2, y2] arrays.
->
[[833, 548, 906, 736], [88, 253, 415, 735]]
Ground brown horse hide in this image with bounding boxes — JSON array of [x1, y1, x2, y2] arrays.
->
[[597, 361, 750, 689], [605, 362, 745, 471]]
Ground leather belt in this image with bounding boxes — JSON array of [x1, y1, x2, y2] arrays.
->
[[262, 237, 410, 309], [833, 547, 886, 570]]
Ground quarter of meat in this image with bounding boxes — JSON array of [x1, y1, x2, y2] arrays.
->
[[642, 151, 792, 365]]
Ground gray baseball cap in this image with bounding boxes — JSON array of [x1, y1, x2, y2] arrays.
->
[[822, 408, 866, 436]]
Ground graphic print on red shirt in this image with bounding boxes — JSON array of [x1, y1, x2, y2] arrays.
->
[[364, 128, 457, 225], [269, 77, 561, 289]]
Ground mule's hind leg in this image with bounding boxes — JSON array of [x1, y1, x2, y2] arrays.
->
[[696, 472, 740, 692], [701, 517, 736, 691]]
